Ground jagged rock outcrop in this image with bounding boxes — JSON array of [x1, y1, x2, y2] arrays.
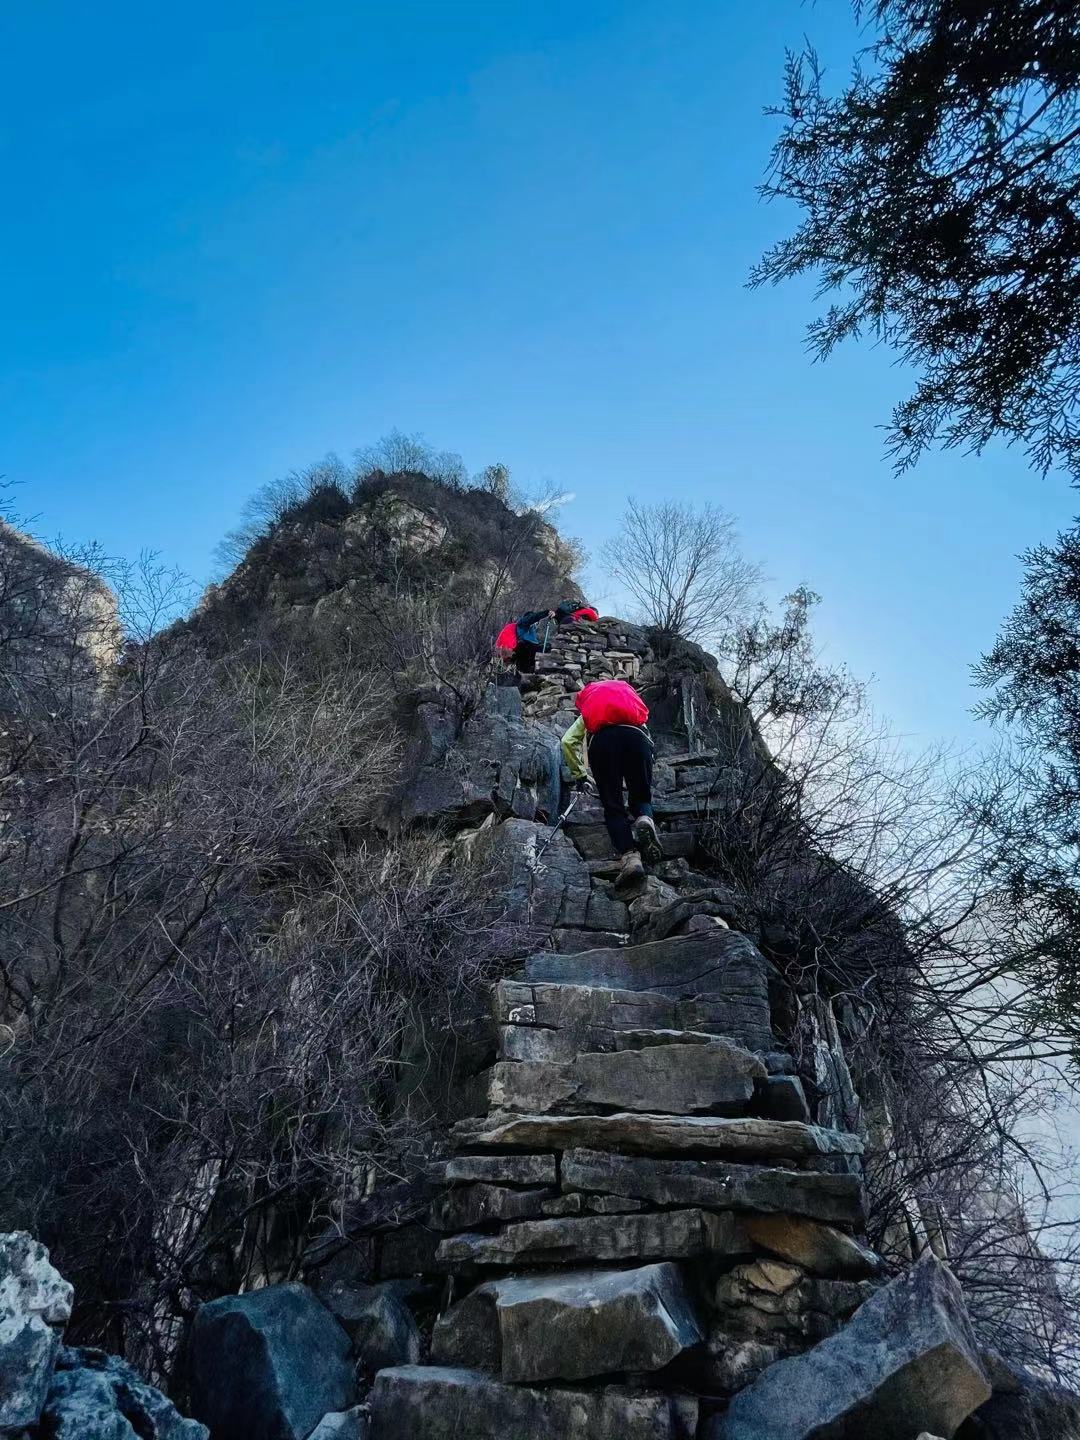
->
[[42, 1348, 208, 1440], [0, 1233, 206, 1440], [109, 586, 1064, 1436], [0, 1232, 73, 1432]]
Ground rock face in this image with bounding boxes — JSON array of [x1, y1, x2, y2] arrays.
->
[[0, 1230, 73, 1431], [958, 1355, 1080, 1439], [368, 1365, 698, 1440], [190, 1283, 355, 1440], [42, 1348, 209, 1440], [431, 1264, 703, 1382], [709, 1257, 991, 1440]]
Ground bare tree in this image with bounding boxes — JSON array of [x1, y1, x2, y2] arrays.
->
[[0, 534, 516, 1379], [687, 587, 1080, 1378], [601, 499, 762, 643]]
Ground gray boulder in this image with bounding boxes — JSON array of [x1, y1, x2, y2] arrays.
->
[[431, 1263, 703, 1383], [709, 1257, 991, 1440], [190, 1283, 355, 1440], [317, 1283, 421, 1373], [42, 1347, 208, 1440], [0, 1230, 73, 1431], [369, 1365, 698, 1440], [309, 1408, 370, 1440]]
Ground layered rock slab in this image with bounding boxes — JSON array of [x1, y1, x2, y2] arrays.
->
[[368, 1366, 698, 1440], [495, 980, 753, 1063], [431, 1263, 703, 1382], [429, 1153, 557, 1186], [709, 1257, 991, 1440], [561, 1149, 866, 1226], [431, 1182, 581, 1230], [485, 1040, 766, 1116], [523, 932, 773, 1052], [436, 1208, 746, 1269], [452, 1112, 862, 1162], [741, 1212, 881, 1279]]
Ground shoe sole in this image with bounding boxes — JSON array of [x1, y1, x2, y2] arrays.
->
[[634, 823, 664, 866]]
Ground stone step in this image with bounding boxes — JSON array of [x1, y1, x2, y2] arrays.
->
[[523, 927, 767, 995], [428, 1154, 556, 1187], [523, 931, 774, 1051], [496, 980, 699, 1062], [430, 1262, 703, 1383], [452, 1112, 862, 1163], [484, 1039, 765, 1117], [368, 1367, 698, 1440], [497, 987, 780, 1066], [431, 1184, 582, 1231], [435, 1207, 746, 1270], [560, 1149, 866, 1227]]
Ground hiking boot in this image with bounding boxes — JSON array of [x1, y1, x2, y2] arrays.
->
[[615, 850, 645, 891], [632, 814, 664, 865]]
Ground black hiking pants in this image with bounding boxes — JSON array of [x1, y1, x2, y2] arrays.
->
[[514, 641, 538, 674], [587, 724, 654, 854]]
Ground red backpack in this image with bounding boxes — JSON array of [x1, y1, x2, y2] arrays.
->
[[576, 679, 649, 733], [494, 621, 518, 658], [570, 606, 599, 623]]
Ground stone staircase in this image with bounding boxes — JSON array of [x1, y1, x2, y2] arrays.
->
[[367, 928, 883, 1438]]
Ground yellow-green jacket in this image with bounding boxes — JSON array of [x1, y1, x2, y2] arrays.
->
[[560, 716, 589, 781]]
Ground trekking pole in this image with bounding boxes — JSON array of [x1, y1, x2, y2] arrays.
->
[[535, 789, 583, 862], [541, 618, 554, 654]]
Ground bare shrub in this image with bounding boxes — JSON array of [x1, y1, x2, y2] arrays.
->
[[696, 588, 1080, 1378], [0, 541, 513, 1379], [602, 498, 762, 643]]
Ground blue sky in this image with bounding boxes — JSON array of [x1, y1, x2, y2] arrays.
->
[[2, 0, 1075, 747]]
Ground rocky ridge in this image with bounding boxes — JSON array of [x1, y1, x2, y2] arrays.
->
[[296, 618, 1032, 1438], [3, 602, 1076, 1438]]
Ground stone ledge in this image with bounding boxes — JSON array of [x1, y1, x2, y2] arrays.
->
[[451, 1112, 863, 1163], [368, 1366, 697, 1440]]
